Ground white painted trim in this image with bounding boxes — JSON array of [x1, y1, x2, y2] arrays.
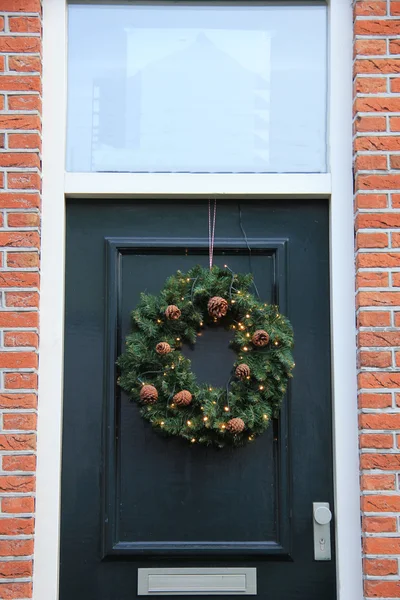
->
[[65, 173, 331, 198], [33, 0, 67, 599], [329, 0, 363, 597], [34, 1, 363, 599]]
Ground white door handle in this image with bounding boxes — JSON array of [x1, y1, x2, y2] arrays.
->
[[313, 502, 332, 561]]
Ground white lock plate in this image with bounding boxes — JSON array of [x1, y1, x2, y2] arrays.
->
[[313, 502, 332, 561]]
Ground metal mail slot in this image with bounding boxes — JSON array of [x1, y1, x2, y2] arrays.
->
[[138, 568, 257, 596]]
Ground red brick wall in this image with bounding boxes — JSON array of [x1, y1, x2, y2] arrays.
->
[[355, 1, 400, 597], [0, 1, 41, 598]]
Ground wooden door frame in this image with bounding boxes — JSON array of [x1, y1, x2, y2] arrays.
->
[[35, 1, 362, 599]]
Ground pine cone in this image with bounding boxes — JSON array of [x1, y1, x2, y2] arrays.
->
[[235, 363, 251, 380], [226, 417, 245, 434], [156, 342, 171, 355], [208, 296, 228, 318], [252, 329, 270, 347], [140, 384, 158, 404], [165, 305, 181, 320], [173, 390, 192, 406]]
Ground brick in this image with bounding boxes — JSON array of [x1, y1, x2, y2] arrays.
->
[[361, 474, 396, 490], [4, 373, 37, 390], [0, 193, 40, 209], [8, 133, 41, 150], [5, 292, 39, 308], [0, 18, 4, 33], [354, 1, 387, 15], [1, 0, 40, 9], [359, 393, 392, 409], [364, 558, 398, 576], [0, 476, 34, 493], [359, 351, 391, 368], [391, 39, 400, 55], [355, 154, 387, 170], [355, 20, 400, 35], [0, 153, 39, 169], [0, 582, 32, 599], [0, 518, 34, 536], [391, 77, 400, 92], [0, 539, 33, 557], [355, 58, 400, 74], [3, 455, 36, 472], [7, 172, 40, 190], [392, 1, 400, 14], [358, 311, 391, 326], [0, 272, 39, 287], [4, 332, 38, 348], [3, 413, 37, 431], [0, 560, 32, 578], [359, 371, 400, 387], [392, 193, 400, 207], [355, 39, 387, 56], [0, 115, 40, 132], [0, 313, 38, 328], [357, 213, 400, 228], [364, 537, 400, 554], [8, 94, 41, 112], [361, 413, 400, 429], [356, 193, 388, 209], [9, 17, 41, 34], [356, 232, 388, 248], [393, 273, 400, 287], [9, 56, 41, 73], [355, 140, 400, 155], [356, 271, 388, 287], [359, 331, 400, 346], [0, 394, 36, 409], [365, 581, 400, 598], [361, 453, 400, 469], [0, 231, 39, 248], [357, 291, 400, 307], [0, 76, 40, 93], [363, 516, 397, 532], [357, 252, 400, 267], [0, 434, 35, 451], [0, 353, 37, 369], [390, 155, 400, 170], [2, 497, 34, 513], [7, 251, 39, 268], [0, 37, 40, 54], [354, 116, 387, 133], [355, 97, 400, 112], [355, 77, 387, 94], [360, 433, 393, 448], [7, 212, 39, 228]]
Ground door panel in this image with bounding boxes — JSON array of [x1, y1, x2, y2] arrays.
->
[[61, 199, 334, 600]]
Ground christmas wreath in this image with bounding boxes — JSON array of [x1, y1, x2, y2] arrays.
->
[[117, 265, 294, 447]]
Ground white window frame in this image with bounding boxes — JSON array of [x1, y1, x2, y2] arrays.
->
[[34, 0, 362, 599]]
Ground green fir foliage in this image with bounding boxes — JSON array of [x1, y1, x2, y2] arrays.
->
[[117, 265, 294, 447]]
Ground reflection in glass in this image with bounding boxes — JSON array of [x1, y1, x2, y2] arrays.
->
[[67, 4, 327, 173]]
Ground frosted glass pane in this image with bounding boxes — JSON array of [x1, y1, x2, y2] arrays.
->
[[67, 3, 327, 173]]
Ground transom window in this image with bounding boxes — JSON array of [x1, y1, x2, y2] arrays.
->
[[67, 2, 327, 174]]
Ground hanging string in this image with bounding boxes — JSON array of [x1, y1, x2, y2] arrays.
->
[[238, 203, 260, 299], [208, 198, 217, 270]]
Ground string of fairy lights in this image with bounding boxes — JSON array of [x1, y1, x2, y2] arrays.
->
[[118, 264, 294, 447]]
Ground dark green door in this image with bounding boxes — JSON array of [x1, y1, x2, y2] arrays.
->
[[61, 199, 334, 599]]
